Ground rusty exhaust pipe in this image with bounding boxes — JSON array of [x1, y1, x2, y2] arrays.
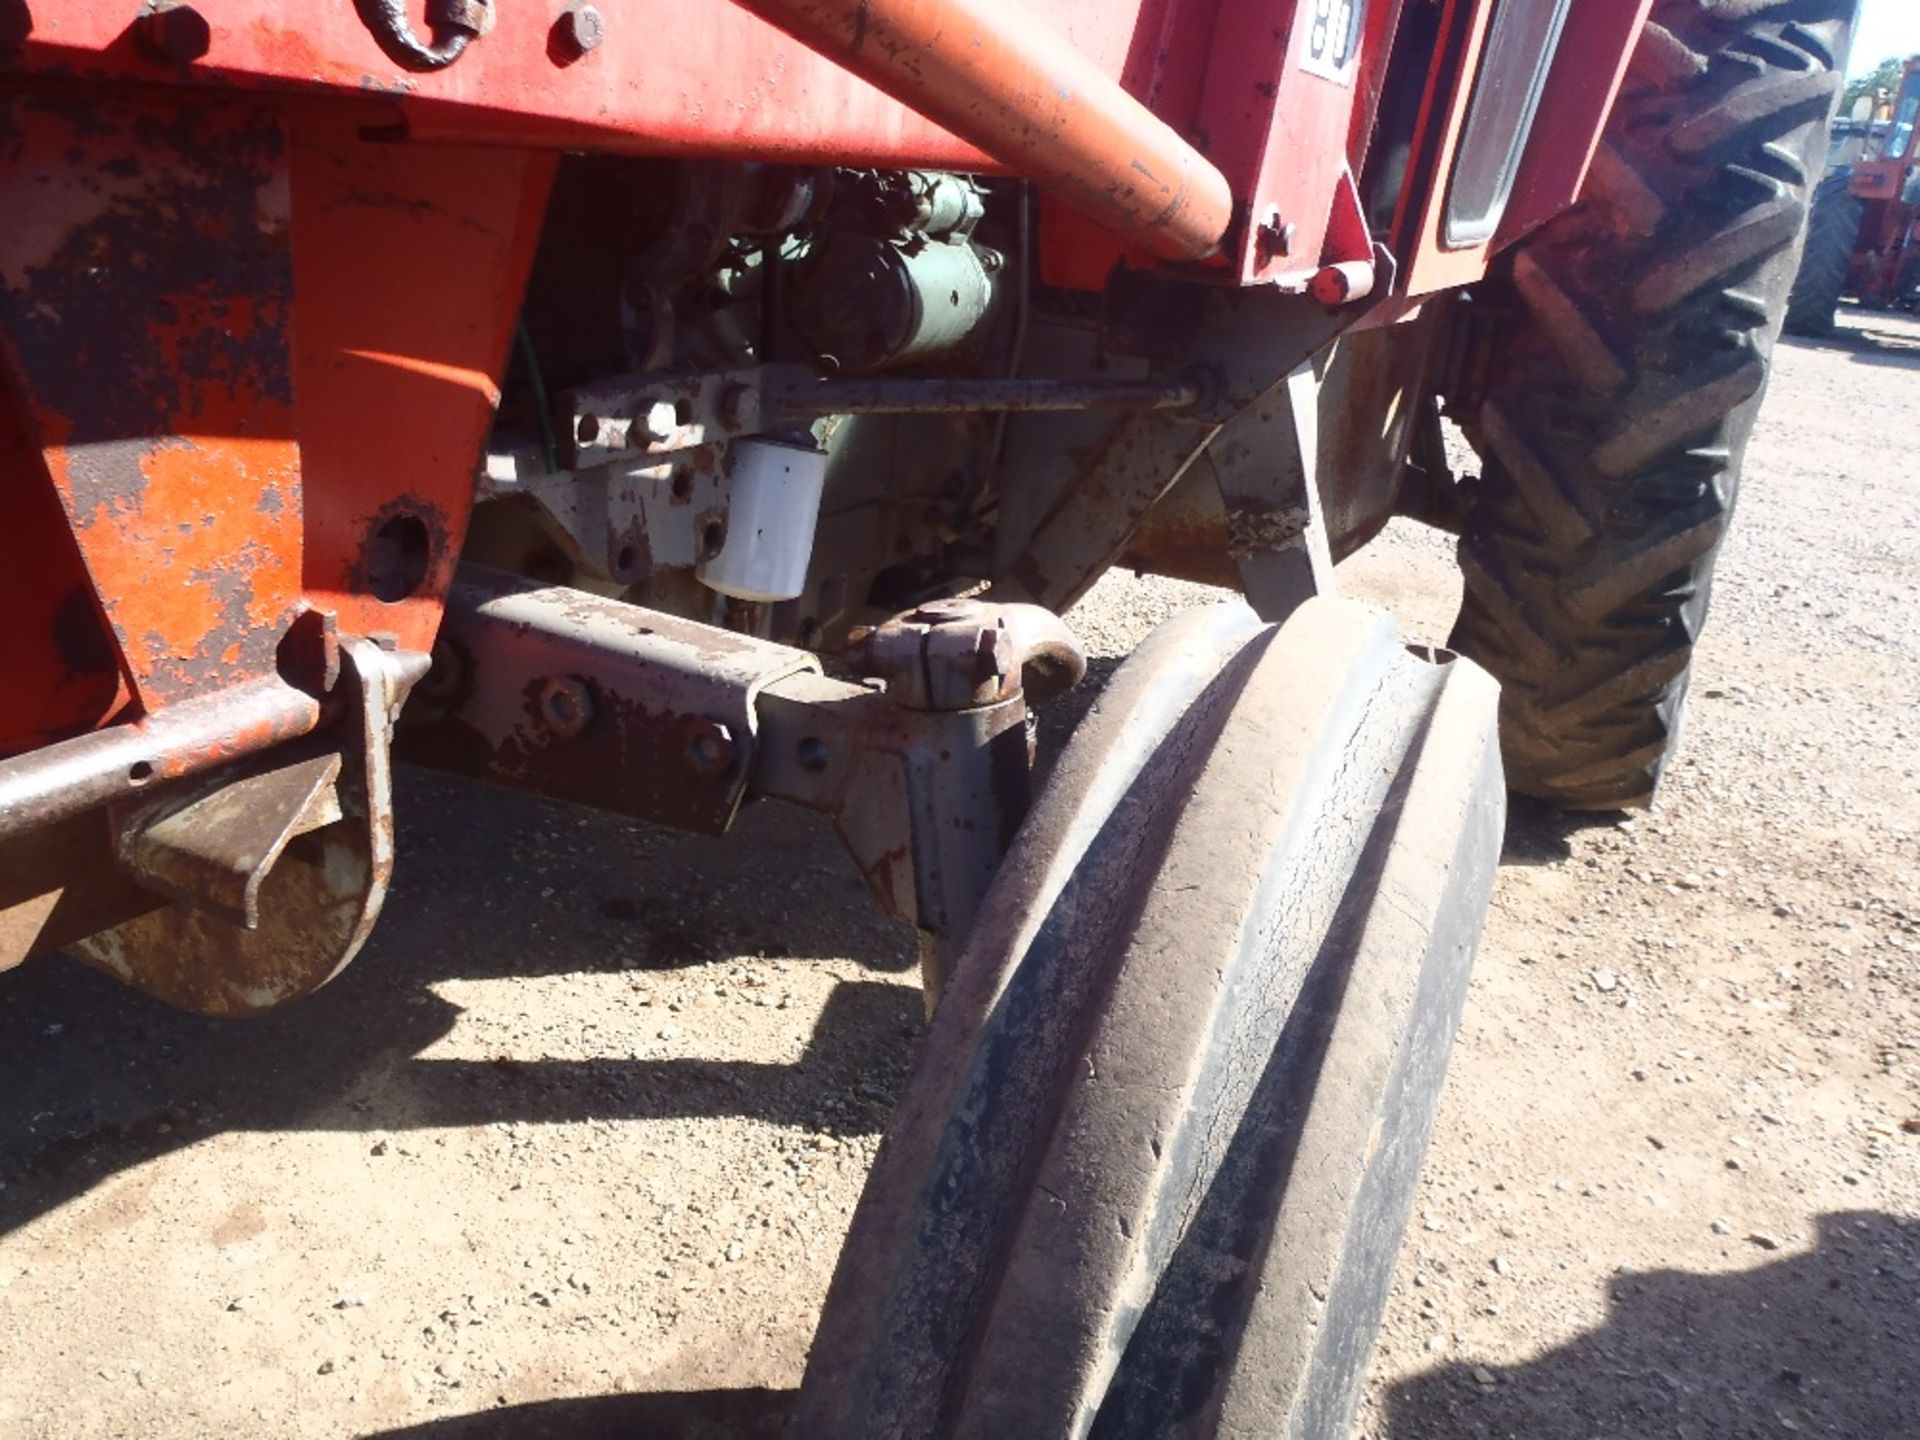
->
[[732, 0, 1235, 262]]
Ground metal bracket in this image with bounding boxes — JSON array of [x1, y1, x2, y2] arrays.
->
[[846, 597, 1086, 711], [113, 751, 345, 930], [751, 670, 1032, 948], [398, 573, 1084, 1008], [987, 284, 1356, 613], [397, 566, 819, 834], [478, 450, 732, 588], [73, 637, 427, 1016], [1207, 362, 1336, 622], [771, 596, 1084, 1005], [564, 365, 777, 468]]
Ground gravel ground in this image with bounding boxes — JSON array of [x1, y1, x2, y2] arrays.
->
[[1, 309, 1917, 1439]]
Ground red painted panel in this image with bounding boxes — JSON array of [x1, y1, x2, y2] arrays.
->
[[1396, 0, 1650, 293], [1198, 0, 1366, 287], [287, 110, 555, 654], [5, 1, 1143, 168], [1387, 0, 1497, 298]]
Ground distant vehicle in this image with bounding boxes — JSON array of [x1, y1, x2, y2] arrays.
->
[[1787, 56, 1920, 334], [1825, 116, 1890, 170]]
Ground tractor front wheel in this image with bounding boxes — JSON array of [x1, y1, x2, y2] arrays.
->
[[794, 598, 1505, 1439]]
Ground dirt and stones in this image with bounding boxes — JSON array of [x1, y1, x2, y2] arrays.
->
[[1, 312, 1916, 1438]]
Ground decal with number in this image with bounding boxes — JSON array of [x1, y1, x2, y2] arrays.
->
[[1299, 0, 1366, 85]]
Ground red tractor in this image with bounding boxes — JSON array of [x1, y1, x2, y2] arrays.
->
[[0, 1, 1853, 1432], [1788, 53, 1920, 333]]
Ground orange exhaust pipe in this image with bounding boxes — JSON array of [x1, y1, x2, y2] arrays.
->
[[733, 0, 1235, 261]]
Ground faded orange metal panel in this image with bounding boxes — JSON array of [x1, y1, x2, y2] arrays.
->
[[0, 93, 306, 713], [1399, 0, 1652, 293], [287, 113, 557, 654]]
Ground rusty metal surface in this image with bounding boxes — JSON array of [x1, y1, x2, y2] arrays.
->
[[398, 567, 819, 835], [752, 670, 1033, 966], [0, 378, 130, 757], [847, 599, 1086, 712], [112, 751, 345, 930], [733, 0, 1233, 261], [564, 365, 773, 469], [561, 366, 1202, 477], [1124, 309, 1442, 587], [0, 91, 305, 712], [760, 592, 1089, 997], [1118, 467, 1238, 589], [70, 637, 424, 1016], [0, 676, 322, 844], [989, 285, 1356, 614], [991, 406, 1221, 613], [0, 93, 551, 774], [473, 448, 731, 591]]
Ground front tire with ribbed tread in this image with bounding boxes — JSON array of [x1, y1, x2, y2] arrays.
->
[[793, 599, 1506, 1440], [1449, 0, 1855, 809]]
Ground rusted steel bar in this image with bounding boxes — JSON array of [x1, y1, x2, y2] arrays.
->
[[397, 567, 820, 835], [0, 678, 323, 843], [770, 375, 1203, 418], [731, 0, 1234, 261]]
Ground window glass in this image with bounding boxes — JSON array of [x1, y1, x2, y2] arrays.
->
[[1886, 73, 1920, 162]]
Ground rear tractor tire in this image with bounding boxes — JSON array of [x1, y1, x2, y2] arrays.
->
[[1449, 0, 1854, 809], [1784, 168, 1865, 337], [794, 597, 1506, 1439]]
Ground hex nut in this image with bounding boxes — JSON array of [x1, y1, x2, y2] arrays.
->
[[136, 1, 212, 64], [558, 4, 605, 53]]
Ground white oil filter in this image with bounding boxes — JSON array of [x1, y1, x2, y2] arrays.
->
[[697, 437, 828, 602]]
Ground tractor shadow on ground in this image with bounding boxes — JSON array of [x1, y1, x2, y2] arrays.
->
[[1378, 1210, 1920, 1440], [0, 675, 1631, 1239], [0, 767, 920, 1238], [1781, 310, 1920, 370], [1496, 793, 1620, 867], [359, 1385, 794, 1440], [349, 1211, 1920, 1439]]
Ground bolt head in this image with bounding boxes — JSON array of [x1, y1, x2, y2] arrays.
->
[[136, 1, 211, 64], [971, 625, 1012, 687], [562, 4, 605, 52], [1256, 207, 1297, 259]]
